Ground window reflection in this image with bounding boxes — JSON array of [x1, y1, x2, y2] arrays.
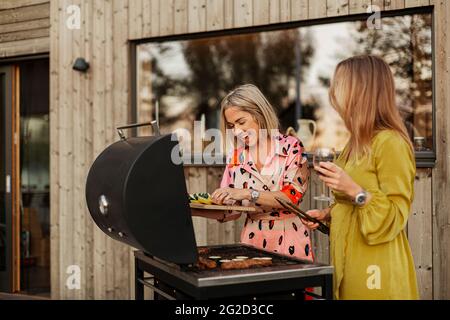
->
[[0, 73, 6, 273], [19, 59, 50, 295], [137, 13, 432, 154]]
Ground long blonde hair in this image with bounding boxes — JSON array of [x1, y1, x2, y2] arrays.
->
[[329, 55, 413, 161], [219, 84, 280, 150]]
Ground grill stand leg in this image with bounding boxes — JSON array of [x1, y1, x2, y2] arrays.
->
[[135, 257, 144, 300], [322, 274, 333, 300]]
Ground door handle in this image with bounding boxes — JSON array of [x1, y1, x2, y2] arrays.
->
[[6, 174, 11, 193]]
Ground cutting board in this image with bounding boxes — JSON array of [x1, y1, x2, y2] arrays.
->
[[189, 203, 257, 212]]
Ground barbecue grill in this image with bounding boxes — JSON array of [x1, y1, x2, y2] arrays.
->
[[85, 122, 334, 300]]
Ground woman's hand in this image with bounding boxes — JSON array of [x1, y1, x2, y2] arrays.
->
[[314, 162, 362, 199], [211, 188, 250, 205], [301, 208, 331, 230]]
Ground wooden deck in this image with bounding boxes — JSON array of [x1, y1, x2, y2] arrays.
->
[[0, 292, 49, 300]]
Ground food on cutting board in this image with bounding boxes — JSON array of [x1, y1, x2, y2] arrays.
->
[[189, 192, 214, 205]]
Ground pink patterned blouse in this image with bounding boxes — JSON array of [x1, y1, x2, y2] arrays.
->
[[220, 132, 313, 261]]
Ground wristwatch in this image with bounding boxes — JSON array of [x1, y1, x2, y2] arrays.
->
[[354, 189, 369, 207], [250, 190, 260, 203]]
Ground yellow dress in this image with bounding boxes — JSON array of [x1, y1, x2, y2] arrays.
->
[[330, 130, 419, 300]]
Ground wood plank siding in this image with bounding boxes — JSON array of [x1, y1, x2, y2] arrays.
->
[[0, 0, 50, 57], [1, 0, 448, 300]]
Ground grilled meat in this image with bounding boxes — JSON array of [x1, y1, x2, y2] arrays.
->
[[220, 258, 272, 270], [196, 256, 217, 269]]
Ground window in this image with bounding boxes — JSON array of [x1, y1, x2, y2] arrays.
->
[[136, 11, 433, 164]]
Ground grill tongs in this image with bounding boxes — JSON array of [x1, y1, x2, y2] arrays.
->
[[275, 197, 329, 235]]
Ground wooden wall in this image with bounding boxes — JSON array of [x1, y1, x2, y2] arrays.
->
[[0, 0, 50, 58], [49, 0, 132, 299], [0, 0, 441, 300], [431, 0, 450, 301]]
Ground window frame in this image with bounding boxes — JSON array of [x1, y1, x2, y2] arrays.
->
[[130, 6, 436, 168]]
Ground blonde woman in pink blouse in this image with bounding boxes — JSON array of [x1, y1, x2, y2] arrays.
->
[[192, 84, 313, 261]]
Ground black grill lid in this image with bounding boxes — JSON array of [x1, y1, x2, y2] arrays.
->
[[86, 125, 198, 264]]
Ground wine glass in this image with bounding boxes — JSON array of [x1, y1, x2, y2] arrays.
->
[[313, 147, 336, 202]]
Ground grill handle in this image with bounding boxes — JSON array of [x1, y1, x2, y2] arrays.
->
[[117, 120, 160, 140]]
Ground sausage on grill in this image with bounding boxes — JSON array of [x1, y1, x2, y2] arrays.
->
[[196, 257, 217, 269], [220, 258, 272, 270]]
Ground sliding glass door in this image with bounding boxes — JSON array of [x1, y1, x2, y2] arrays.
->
[[0, 59, 50, 295], [0, 66, 15, 293]]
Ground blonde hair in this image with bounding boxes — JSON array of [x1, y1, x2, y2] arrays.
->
[[329, 55, 413, 162], [219, 84, 280, 147]]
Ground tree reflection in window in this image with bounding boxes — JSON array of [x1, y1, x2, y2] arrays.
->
[[137, 13, 432, 154]]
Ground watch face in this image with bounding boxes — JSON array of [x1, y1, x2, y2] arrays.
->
[[356, 194, 366, 205]]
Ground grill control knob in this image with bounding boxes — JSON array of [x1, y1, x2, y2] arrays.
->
[[99, 195, 109, 216]]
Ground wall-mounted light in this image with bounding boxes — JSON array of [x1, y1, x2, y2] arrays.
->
[[73, 57, 90, 72]]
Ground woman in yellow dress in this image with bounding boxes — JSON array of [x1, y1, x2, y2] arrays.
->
[[303, 55, 419, 300]]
